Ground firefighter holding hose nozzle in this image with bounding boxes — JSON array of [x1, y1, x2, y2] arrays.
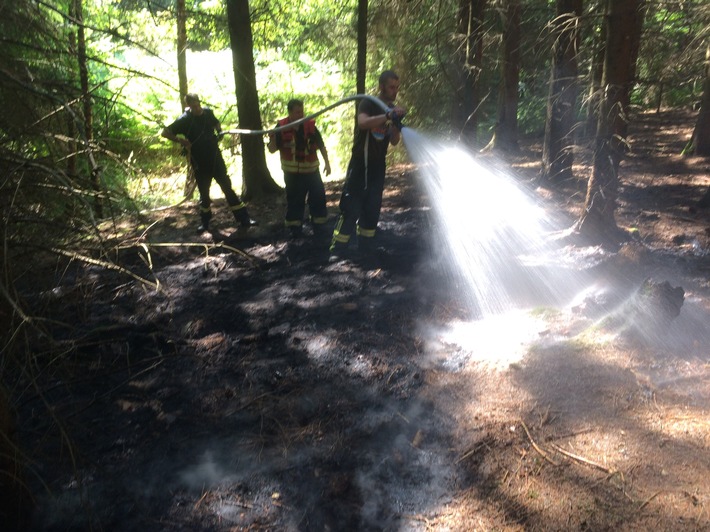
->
[[330, 70, 407, 261]]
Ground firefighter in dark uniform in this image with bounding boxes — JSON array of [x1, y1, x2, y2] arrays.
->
[[162, 93, 256, 233], [330, 70, 406, 258], [268, 99, 331, 239]]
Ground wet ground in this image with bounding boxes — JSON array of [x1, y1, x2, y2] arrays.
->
[[12, 109, 710, 530]]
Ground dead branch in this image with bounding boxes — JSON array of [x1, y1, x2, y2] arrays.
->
[[117, 241, 260, 266], [520, 421, 559, 466], [50, 247, 158, 290], [456, 442, 486, 464], [550, 442, 616, 475]]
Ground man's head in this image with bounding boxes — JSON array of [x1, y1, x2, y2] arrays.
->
[[184, 93, 202, 114], [287, 99, 304, 121], [378, 70, 400, 104]]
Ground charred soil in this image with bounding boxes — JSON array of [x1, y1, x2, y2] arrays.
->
[[11, 109, 710, 531]]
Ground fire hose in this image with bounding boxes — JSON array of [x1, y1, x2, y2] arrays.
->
[[220, 94, 404, 137]]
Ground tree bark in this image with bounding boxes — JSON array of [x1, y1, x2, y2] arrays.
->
[[74, 0, 103, 217], [176, 0, 188, 111], [542, 0, 582, 184], [491, 0, 520, 152], [356, 0, 367, 127], [455, 0, 487, 147], [583, 23, 605, 140], [576, 0, 643, 245], [691, 44, 710, 156], [226, 0, 280, 201]]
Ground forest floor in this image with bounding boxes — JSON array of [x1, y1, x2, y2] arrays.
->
[[17, 109, 710, 531]]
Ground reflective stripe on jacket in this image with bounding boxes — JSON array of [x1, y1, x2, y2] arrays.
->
[[277, 118, 320, 173]]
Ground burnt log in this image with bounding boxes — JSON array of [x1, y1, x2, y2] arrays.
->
[[616, 278, 685, 339]]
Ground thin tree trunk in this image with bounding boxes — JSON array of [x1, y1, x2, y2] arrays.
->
[[576, 0, 642, 245], [226, 0, 280, 201], [583, 17, 605, 140], [176, 0, 188, 111], [356, 0, 367, 127], [492, 0, 520, 152], [175, 0, 193, 199], [74, 0, 102, 217], [455, 0, 487, 147], [542, 0, 582, 184], [691, 44, 710, 156], [66, 4, 78, 178]]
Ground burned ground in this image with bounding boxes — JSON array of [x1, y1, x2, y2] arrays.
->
[[10, 109, 710, 531]]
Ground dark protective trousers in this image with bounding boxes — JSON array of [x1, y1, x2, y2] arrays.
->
[[284, 170, 328, 227], [193, 152, 250, 225], [331, 159, 386, 247]]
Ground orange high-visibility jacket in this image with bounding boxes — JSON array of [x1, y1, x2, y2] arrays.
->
[[277, 118, 320, 173]]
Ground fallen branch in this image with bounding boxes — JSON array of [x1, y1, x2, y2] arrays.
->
[[521, 421, 559, 466], [638, 490, 663, 510], [118, 241, 260, 266], [50, 247, 159, 290], [456, 442, 486, 464], [550, 442, 616, 475]]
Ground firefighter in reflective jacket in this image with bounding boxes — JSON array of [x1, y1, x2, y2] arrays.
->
[[268, 99, 331, 238]]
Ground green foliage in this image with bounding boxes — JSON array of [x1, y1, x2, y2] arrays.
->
[[635, 1, 709, 108]]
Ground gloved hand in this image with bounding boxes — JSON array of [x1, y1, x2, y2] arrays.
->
[[387, 107, 407, 130]]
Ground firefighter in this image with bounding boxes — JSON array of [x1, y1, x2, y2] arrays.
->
[[330, 70, 406, 259], [268, 99, 331, 239], [162, 93, 257, 233]]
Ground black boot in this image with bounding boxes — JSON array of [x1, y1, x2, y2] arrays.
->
[[288, 225, 303, 239], [197, 211, 211, 233], [234, 206, 258, 228]]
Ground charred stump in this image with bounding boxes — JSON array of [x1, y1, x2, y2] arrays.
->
[[616, 279, 685, 339]]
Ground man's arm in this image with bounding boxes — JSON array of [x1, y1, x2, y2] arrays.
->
[[356, 104, 406, 145], [319, 145, 331, 176], [161, 127, 190, 148], [389, 124, 401, 146], [267, 132, 279, 153], [357, 111, 389, 131]]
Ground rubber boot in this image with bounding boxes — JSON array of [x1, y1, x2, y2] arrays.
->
[[312, 222, 329, 242], [197, 211, 211, 233], [234, 206, 257, 228], [288, 225, 303, 240]]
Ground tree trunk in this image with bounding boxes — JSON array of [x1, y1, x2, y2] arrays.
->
[[491, 0, 520, 152], [226, 0, 280, 201], [176, 0, 188, 111], [691, 44, 710, 156], [175, 0, 193, 199], [583, 17, 605, 139], [66, 4, 78, 178], [455, 0, 487, 147], [542, 0, 582, 184], [356, 0, 367, 127], [74, 0, 103, 217], [576, 0, 643, 245]]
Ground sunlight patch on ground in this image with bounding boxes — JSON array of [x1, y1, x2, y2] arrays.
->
[[646, 407, 710, 447], [420, 310, 550, 372]]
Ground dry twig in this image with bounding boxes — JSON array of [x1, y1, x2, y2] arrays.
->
[[521, 421, 559, 466], [550, 442, 616, 475]]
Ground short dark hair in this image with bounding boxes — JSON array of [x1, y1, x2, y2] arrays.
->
[[185, 93, 200, 104], [378, 70, 399, 86], [287, 99, 304, 112]]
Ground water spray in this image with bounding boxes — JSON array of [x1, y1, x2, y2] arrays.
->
[[220, 94, 403, 137]]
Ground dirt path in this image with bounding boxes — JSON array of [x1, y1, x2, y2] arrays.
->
[[19, 110, 710, 531]]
